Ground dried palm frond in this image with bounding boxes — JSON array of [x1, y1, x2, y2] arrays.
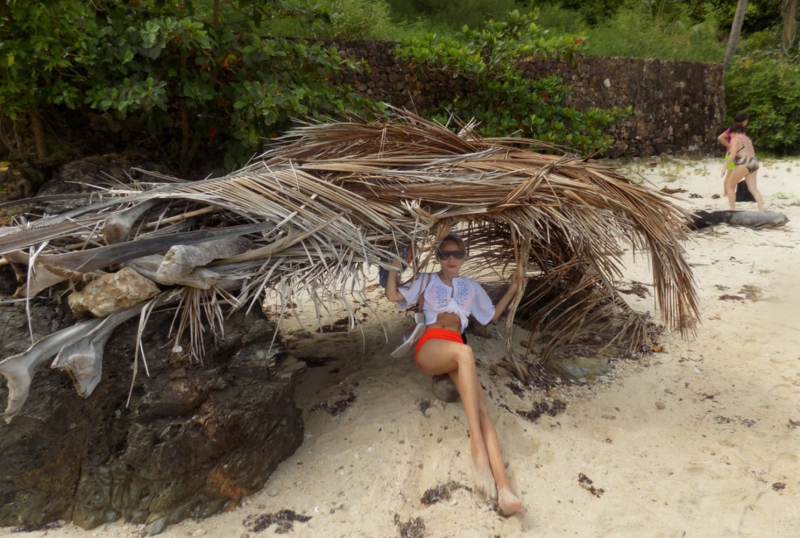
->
[[0, 108, 699, 420]]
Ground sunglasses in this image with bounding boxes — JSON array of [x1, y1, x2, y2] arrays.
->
[[436, 249, 465, 261]]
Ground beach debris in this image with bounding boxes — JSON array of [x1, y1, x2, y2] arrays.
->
[[655, 401, 666, 410], [155, 236, 253, 289], [394, 515, 426, 538], [739, 285, 762, 301], [431, 374, 460, 403], [418, 399, 432, 417], [773, 483, 787, 491], [505, 382, 525, 398], [689, 193, 702, 198], [516, 400, 567, 422], [420, 481, 471, 505], [310, 390, 356, 416], [616, 281, 649, 299], [318, 315, 351, 333], [711, 194, 721, 199], [578, 473, 605, 498], [690, 210, 789, 230], [788, 419, 800, 428], [719, 294, 744, 301], [244, 510, 311, 534], [10, 521, 62, 533], [660, 187, 688, 195], [103, 199, 162, 244], [68, 267, 160, 318], [0, 319, 102, 422]]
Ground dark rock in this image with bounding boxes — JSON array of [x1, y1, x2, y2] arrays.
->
[[0, 297, 304, 532], [35, 154, 172, 214], [0, 162, 46, 205], [432, 374, 460, 403]]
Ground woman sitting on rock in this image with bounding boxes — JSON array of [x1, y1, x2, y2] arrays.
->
[[722, 122, 765, 212], [384, 232, 526, 516]]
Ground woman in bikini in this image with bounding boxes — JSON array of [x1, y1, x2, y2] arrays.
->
[[722, 122, 765, 212], [716, 112, 749, 194], [385, 233, 526, 516]]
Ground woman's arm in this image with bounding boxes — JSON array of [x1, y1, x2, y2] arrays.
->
[[717, 131, 730, 150], [491, 275, 522, 323], [722, 137, 741, 172], [385, 268, 405, 302]]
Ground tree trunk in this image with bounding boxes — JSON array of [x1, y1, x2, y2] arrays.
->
[[723, 0, 748, 72], [783, 0, 797, 51], [29, 108, 47, 161]]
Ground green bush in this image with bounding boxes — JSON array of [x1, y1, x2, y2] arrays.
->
[[386, 0, 517, 30], [0, 0, 379, 170], [581, 4, 725, 63], [397, 10, 630, 154], [725, 52, 800, 155]]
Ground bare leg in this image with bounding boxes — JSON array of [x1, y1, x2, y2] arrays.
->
[[744, 171, 765, 211], [452, 370, 526, 515], [725, 166, 748, 210], [722, 167, 733, 196], [415, 340, 494, 500]]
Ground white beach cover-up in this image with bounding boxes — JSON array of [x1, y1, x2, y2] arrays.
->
[[396, 272, 495, 332]]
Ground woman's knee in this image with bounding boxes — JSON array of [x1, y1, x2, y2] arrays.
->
[[454, 345, 475, 367]]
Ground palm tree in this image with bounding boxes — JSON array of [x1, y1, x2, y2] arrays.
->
[[784, 0, 798, 51], [723, 0, 749, 72]]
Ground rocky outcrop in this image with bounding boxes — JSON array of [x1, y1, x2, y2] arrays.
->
[[0, 289, 304, 534]]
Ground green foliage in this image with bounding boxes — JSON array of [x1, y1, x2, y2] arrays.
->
[[386, 0, 517, 31], [270, 0, 401, 40], [397, 10, 629, 154], [725, 51, 800, 154], [0, 0, 379, 170], [583, 4, 725, 63], [531, 2, 726, 63]]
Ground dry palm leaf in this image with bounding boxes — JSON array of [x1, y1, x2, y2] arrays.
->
[[0, 108, 698, 420]]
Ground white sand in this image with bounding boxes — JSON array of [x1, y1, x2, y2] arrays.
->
[[3, 158, 800, 538]]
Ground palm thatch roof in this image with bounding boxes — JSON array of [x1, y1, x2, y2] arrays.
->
[[0, 109, 698, 422]]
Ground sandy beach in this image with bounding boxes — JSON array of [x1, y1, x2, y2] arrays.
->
[[3, 157, 799, 538]]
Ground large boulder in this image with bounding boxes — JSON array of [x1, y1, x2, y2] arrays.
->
[[0, 283, 304, 534]]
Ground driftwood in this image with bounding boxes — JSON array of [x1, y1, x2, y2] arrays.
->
[[103, 199, 163, 244], [690, 211, 789, 230], [0, 319, 103, 422], [8, 221, 273, 297], [53, 294, 175, 398], [155, 236, 254, 289]]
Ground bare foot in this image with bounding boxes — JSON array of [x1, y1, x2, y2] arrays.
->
[[498, 487, 526, 516], [472, 454, 496, 501]]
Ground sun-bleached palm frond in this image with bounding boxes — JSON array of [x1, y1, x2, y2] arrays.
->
[[0, 108, 699, 420]]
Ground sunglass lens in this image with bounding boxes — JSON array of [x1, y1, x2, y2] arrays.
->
[[437, 250, 465, 260]]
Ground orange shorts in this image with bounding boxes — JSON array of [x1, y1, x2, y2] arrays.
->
[[414, 328, 464, 365]]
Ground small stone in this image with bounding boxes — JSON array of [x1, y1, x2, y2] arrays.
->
[[68, 267, 159, 318], [655, 402, 666, 410], [268, 489, 279, 497], [143, 515, 168, 536]]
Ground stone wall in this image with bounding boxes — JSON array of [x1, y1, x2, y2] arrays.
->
[[331, 40, 725, 157]]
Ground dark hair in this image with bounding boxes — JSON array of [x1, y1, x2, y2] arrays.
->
[[734, 112, 749, 123], [730, 122, 747, 134], [438, 232, 466, 253]]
